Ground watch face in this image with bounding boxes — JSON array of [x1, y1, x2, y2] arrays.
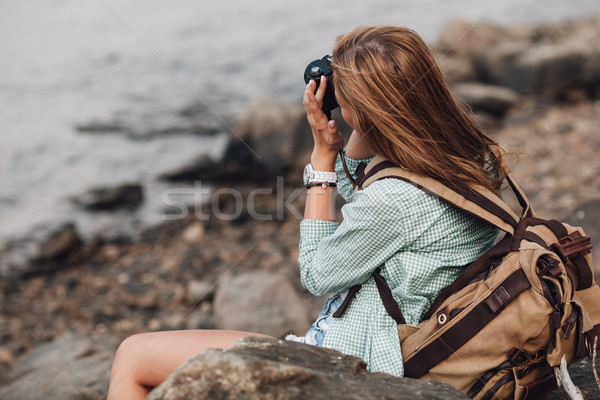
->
[[303, 164, 311, 185]]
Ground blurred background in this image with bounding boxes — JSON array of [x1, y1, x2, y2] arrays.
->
[[1, 0, 600, 246], [1, 1, 600, 398]]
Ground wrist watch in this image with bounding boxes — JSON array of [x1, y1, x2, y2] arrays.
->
[[303, 164, 337, 188]]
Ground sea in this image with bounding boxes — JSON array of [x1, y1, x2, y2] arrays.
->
[[1, 0, 599, 247]]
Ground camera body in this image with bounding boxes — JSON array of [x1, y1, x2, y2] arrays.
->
[[303, 55, 339, 119]]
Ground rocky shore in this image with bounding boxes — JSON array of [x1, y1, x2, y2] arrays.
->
[[2, 16, 600, 400]]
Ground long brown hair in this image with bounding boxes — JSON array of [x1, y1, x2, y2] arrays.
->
[[332, 25, 504, 192]]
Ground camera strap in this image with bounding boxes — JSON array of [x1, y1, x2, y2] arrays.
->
[[339, 149, 357, 187]]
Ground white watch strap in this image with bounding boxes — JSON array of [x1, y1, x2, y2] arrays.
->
[[308, 170, 337, 183]]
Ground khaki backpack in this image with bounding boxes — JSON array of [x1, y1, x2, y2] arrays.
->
[[350, 154, 600, 400]]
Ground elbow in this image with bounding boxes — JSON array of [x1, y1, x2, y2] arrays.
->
[[301, 275, 329, 296], [299, 266, 330, 296]]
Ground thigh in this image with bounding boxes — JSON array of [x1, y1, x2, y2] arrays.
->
[[122, 329, 272, 388]]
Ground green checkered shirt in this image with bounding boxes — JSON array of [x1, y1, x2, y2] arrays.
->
[[298, 150, 498, 377]]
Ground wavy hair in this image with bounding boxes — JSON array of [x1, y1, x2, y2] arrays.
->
[[331, 25, 504, 192]]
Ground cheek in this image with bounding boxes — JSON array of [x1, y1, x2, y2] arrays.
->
[[341, 106, 355, 129]]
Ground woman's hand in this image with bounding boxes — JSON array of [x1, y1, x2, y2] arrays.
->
[[303, 77, 345, 171]]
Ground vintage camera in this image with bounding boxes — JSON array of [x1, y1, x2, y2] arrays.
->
[[303, 55, 339, 119]]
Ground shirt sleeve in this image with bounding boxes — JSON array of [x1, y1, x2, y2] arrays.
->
[[335, 148, 374, 202], [298, 180, 410, 296]]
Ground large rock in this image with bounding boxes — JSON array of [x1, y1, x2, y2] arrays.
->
[[583, 51, 600, 98], [469, 18, 600, 99], [147, 337, 468, 400], [0, 222, 82, 277], [213, 271, 310, 338], [472, 40, 532, 85], [436, 54, 476, 83], [453, 82, 521, 115], [505, 44, 587, 97], [436, 19, 506, 57], [232, 98, 306, 174], [72, 183, 144, 211], [0, 332, 118, 400], [159, 98, 353, 184], [160, 99, 309, 184], [564, 199, 600, 277]]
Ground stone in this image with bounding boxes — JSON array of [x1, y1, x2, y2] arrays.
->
[[0, 222, 82, 277], [181, 222, 205, 245], [186, 279, 215, 303], [473, 40, 532, 85], [213, 271, 310, 338], [147, 337, 469, 400], [564, 199, 600, 277], [75, 120, 129, 134], [583, 51, 600, 98], [186, 307, 216, 330], [232, 98, 305, 175], [436, 54, 476, 83], [436, 19, 506, 57], [34, 222, 81, 262], [508, 44, 587, 97], [161, 98, 309, 184], [473, 37, 594, 99], [159, 97, 352, 184], [453, 82, 521, 115], [72, 183, 143, 211], [0, 332, 118, 400]]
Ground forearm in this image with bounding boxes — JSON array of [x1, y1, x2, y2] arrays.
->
[[302, 77, 345, 222], [304, 153, 337, 221], [304, 186, 337, 221]]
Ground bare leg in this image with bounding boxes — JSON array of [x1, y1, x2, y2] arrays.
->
[[107, 330, 272, 400]]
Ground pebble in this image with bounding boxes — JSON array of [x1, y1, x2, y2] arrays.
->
[[181, 222, 205, 245]]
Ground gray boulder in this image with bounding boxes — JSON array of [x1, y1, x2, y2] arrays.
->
[[0, 332, 118, 400], [507, 44, 587, 97], [232, 98, 306, 175], [472, 40, 532, 86], [0, 222, 82, 277], [584, 51, 600, 98], [159, 98, 307, 184], [147, 337, 469, 400], [72, 183, 144, 211], [469, 18, 600, 99], [454, 82, 521, 115], [436, 19, 506, 57], [159, 97, 353, 184], [213, 271, 310, 338], [436, 54, 476, 83]]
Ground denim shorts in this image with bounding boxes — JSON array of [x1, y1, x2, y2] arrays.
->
[[286, 291, 346, 346]]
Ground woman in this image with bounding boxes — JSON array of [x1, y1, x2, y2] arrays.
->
[[297, 25, 501, 377], [107, 25, 502, 398]]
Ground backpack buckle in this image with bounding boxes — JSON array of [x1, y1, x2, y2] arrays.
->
[[551, 232, 592, 262], [508, 347, 531, 366]]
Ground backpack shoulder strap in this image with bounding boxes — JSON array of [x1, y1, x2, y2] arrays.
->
[[356, 154, 523, 235]]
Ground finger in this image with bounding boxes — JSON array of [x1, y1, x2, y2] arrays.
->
[[314, 76, 327, 103], [303, 81, 318, 110], [327, 120, 343, 144], [327, 119, 338, 136]]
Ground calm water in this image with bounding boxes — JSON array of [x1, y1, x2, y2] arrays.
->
[[1, 0, 599, 246]]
